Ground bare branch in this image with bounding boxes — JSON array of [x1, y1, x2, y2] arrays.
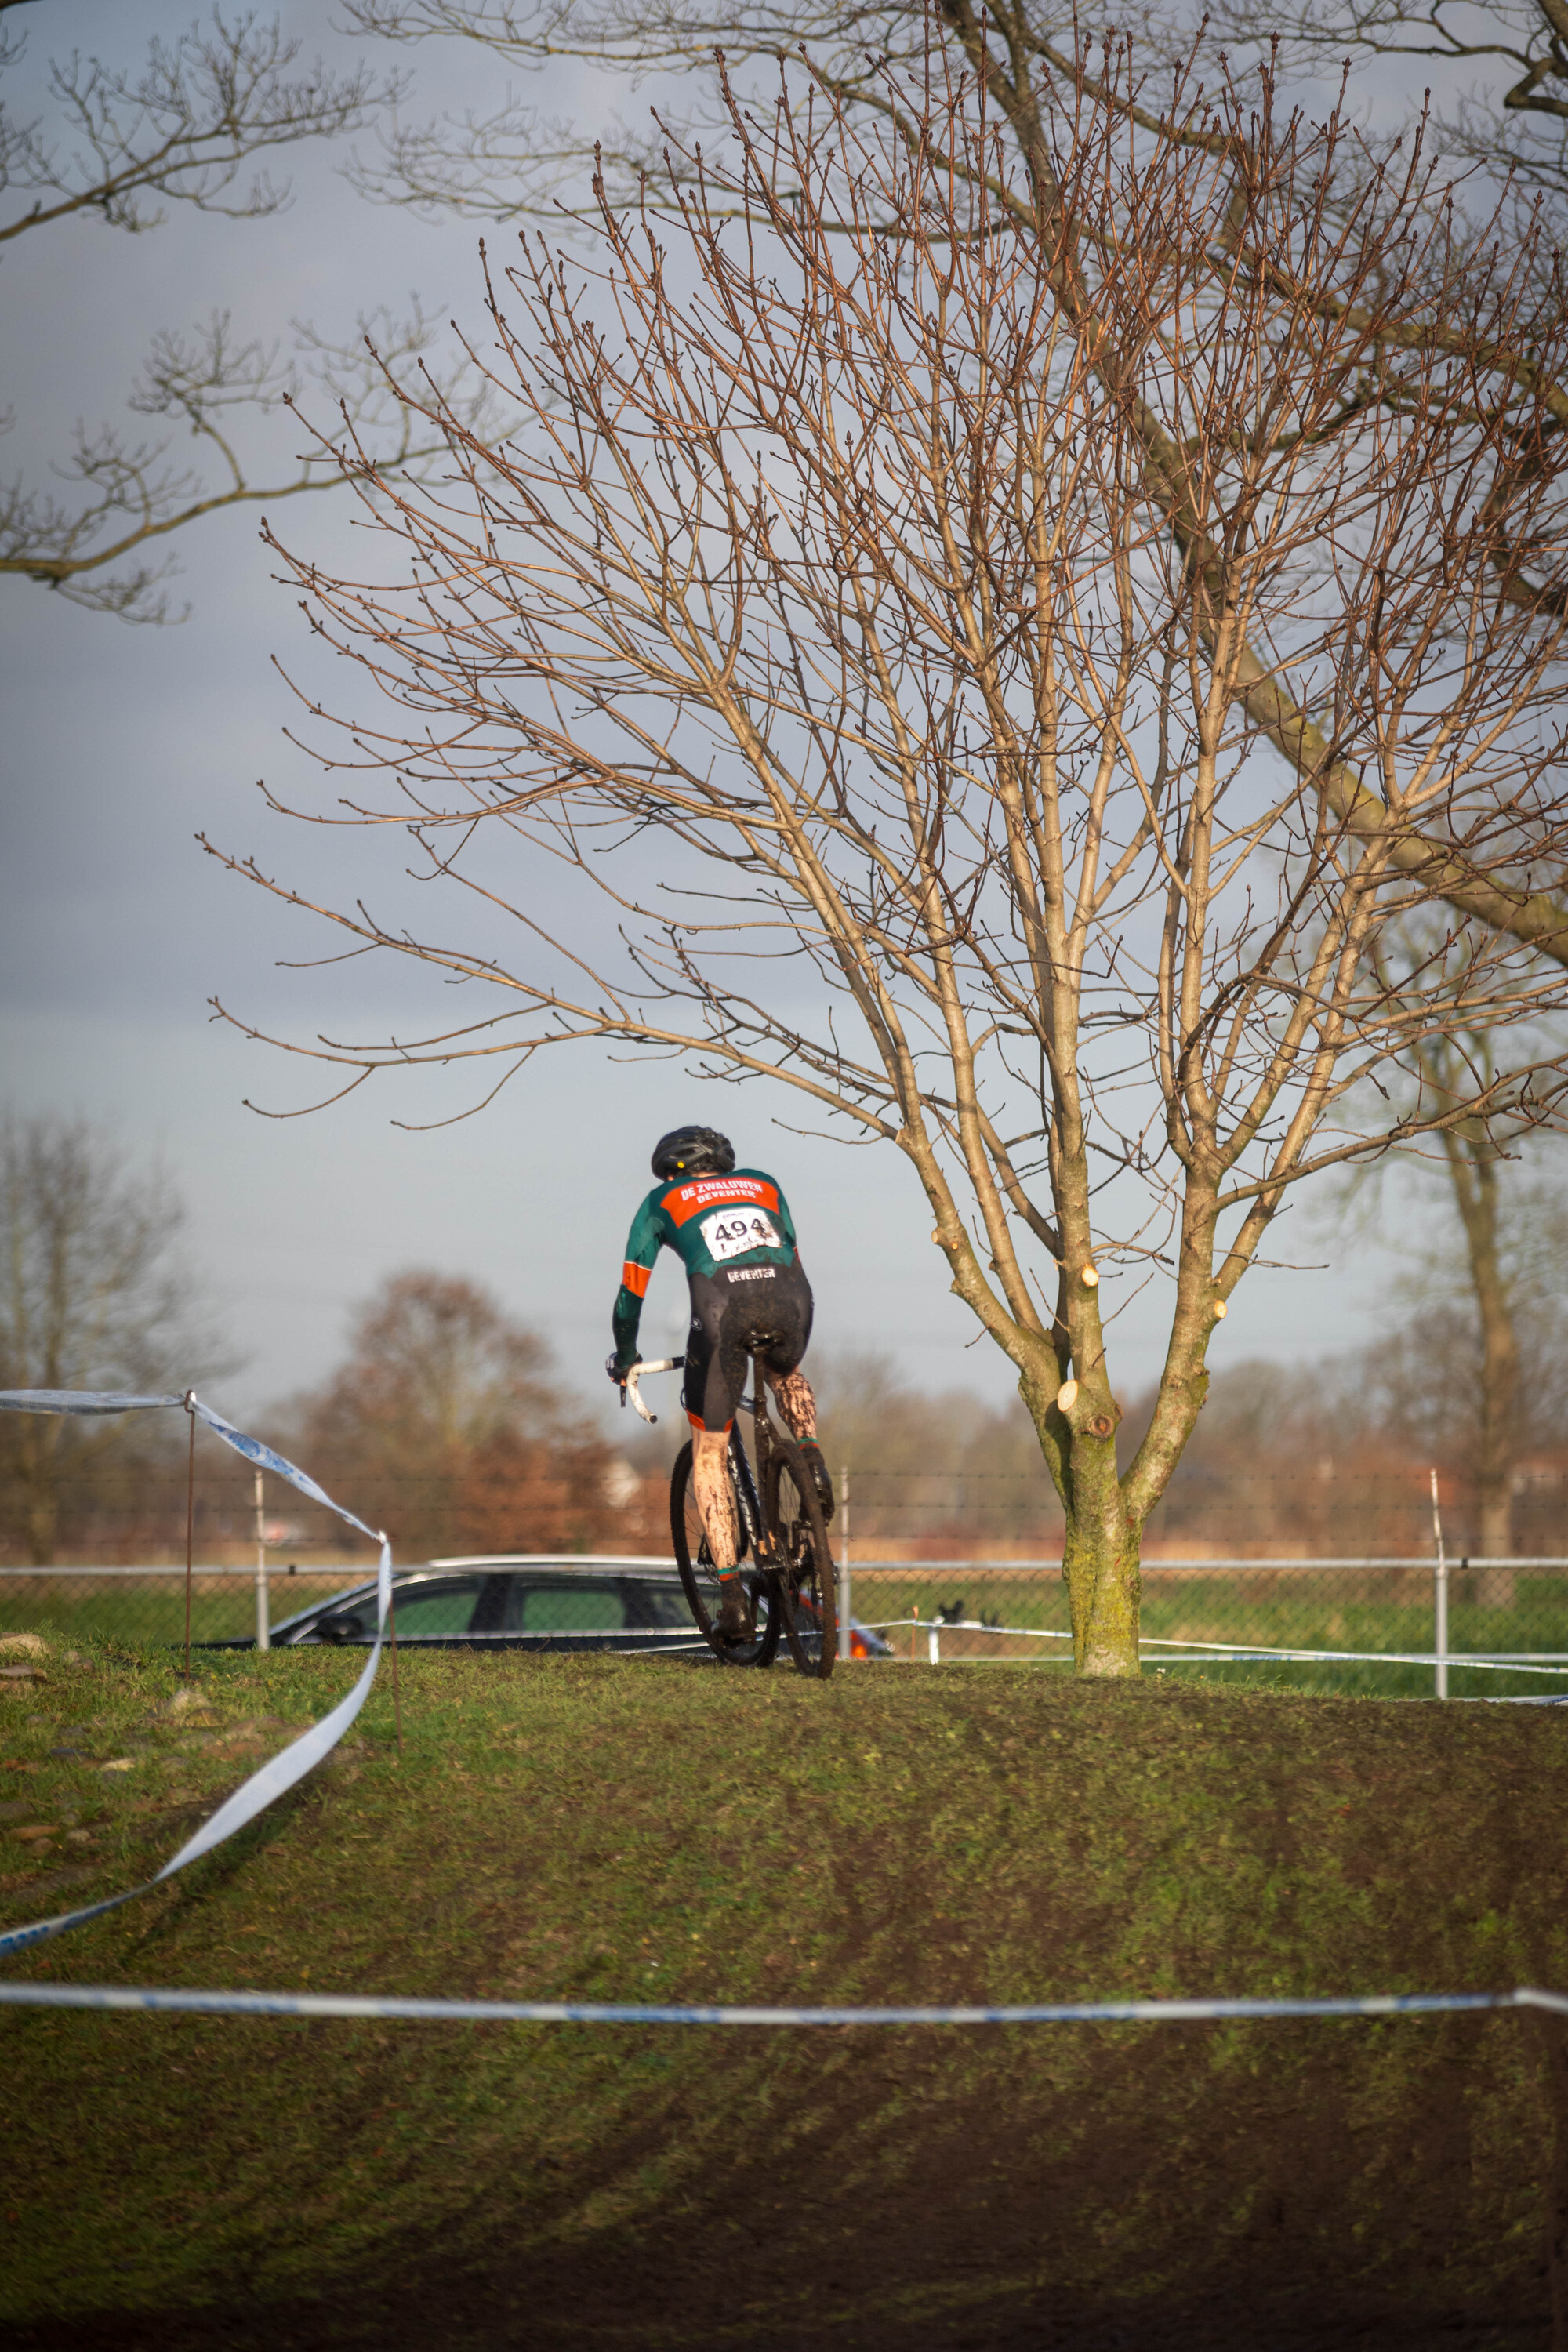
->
[[0, 302, 515, 620], [0, 9, 405, 243]]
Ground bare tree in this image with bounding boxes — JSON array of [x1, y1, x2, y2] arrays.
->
[[1327, 984, 1568, 1555], [1208, 0, 1568, 1459], [0, 1114, 224, 1563], [1359, 1179, 1568, 1550], [808, 1350, 1065, 1551], [0, 9, 503, 619], [331, 0, 1568, 981], [1403, 1034, 1526, 1558], [206, 56, 1568, 1671], [278, 1269, 639, 1556]]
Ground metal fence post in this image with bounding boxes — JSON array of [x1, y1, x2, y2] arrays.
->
[[928, 1618, 941, 1665], [1429, 1467, 1448, 1701], [254, 1468, 270, 1653], [837, 1465, 851, 1661]]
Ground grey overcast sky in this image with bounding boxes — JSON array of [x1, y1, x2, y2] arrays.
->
[[2, 0, 1419, 1428]]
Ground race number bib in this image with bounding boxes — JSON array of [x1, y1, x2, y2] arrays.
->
[[701, 1206, 782, 1263]]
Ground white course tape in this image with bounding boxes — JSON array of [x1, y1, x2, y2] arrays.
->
[[0, 1389, 190, 1416], [0, 1388, 391, 1962], [0, 1981, 1564, 2025], [863, 1619, 1568, 1679], [0, 1388, 383, 1545]]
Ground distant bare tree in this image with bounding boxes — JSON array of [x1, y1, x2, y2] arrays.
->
[[810, 1351, 1065, 1552], [1143, 1283, 1568, 1556], [279, 1270, 636, 1556], [0, 1115, 222, 1563], [1314, 889, 1568, 1555], [1329, 1008, 1568, 1556], [1403, 1034, 1526, 1557], [210, 55, 1568, 1671]]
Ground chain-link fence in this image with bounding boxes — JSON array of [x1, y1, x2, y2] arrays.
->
[[5, 1552, 1568, 1693], [9, 1410, 1565, 1693], [0, 1559, 713, 1653], [831, 1457, 1568, 1566], [838, 1558, 1568, 1696], [0, 1565, 368, 1652]]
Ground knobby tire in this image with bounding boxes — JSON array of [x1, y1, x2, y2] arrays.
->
[[764, 1430, 837, 1680]]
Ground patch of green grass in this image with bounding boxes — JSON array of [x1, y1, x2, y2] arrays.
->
[[2, 1647, 1566, 2348]]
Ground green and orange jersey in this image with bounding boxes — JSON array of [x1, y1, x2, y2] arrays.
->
[[612, 1167, 798, 1363]]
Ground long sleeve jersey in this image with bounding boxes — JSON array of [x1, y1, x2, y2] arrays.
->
[[611, 1167, 799, 1365]]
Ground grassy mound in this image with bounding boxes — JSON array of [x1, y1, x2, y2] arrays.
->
[[2, 1647, 1566, 2349]]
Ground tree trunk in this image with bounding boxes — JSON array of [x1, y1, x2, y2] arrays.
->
[[1020, 1364, 1141, 1677], [1062, 1504, 1142, 1677], [1443, 1134, 1519, 1560], [1474, 1240, 1519, 1558]]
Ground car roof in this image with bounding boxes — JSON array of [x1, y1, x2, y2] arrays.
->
[[426, 1554, 680, 1573], [286, 1557, 684, 1602]]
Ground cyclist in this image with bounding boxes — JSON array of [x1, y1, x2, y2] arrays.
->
[[607, 1125, 833, 1641]]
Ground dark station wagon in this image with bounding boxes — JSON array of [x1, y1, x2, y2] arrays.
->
[[210, 1552, 891, 1659], [256, 1555, 706, 1655]]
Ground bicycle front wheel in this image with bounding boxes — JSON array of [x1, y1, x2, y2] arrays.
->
[[765, 1434, 837, 1679], [670, 1439, 780, 1668]]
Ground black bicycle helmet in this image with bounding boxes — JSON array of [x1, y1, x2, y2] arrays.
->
[[652, 1125, 735, 1180]]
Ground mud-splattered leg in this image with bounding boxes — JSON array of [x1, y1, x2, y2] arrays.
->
[[691, 1427, 739, 1573], [765, 1370, 833, 1521], [766, 1369, 818, 1444]]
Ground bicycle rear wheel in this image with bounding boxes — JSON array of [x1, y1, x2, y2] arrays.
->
[[670, 1439, 780, 1668], [765, 1433, 837, 1679]]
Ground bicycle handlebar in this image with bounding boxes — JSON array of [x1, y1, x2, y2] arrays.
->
[[622, 1356, 686, 1425]]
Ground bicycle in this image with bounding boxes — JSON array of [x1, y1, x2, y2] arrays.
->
[[623, 1355, 837, 1679]]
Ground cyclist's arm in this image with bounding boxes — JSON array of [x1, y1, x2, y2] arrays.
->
[[611, 1194, 666, 1372]]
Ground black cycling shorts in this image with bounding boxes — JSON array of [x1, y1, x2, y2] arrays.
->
[[683, 1258, 814, 1433]]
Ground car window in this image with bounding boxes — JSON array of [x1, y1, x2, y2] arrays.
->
[[385, 1579, 482, 1635], [637, 1585, 695, 1628], [311, 1602, 375, 1642], [506, 1581, 628, 1632]]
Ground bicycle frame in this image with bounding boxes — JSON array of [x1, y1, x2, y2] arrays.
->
[[629, 1352, 833, 1676], [624, 1355, 771, 1566]]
